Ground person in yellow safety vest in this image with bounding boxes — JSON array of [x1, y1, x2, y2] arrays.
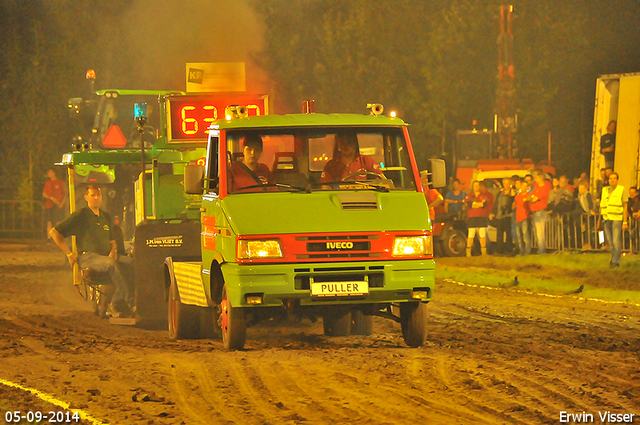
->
[[600, 172, 628, 268]]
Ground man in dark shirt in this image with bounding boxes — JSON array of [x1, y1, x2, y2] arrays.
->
[[600, 120, 616, 169], [50, 185, 134, 316]]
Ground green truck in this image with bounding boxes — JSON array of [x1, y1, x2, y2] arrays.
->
[[168, 104, 443, 349], [61, 80, 270, 323]]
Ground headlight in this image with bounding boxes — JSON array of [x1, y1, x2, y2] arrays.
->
[[392, 236, 432, 257], [238, 239, 283, 259]]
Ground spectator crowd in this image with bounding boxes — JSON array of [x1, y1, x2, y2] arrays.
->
[[428, 166, 640, 266]]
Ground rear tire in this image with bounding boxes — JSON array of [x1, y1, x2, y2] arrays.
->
[[441, 228, 467, 257], [167, 277, 200, 340], [323, 309, 351, 336], [400, 302, 429, 347], [220, 284, 246, 350], [350, 309, 373, 335]]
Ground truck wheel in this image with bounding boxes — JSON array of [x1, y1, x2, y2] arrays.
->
[[399, 302, 428, 347], [167, 278, 200, 340], [219, 284, 246, 350], [351, 310, 373, 335], [441, 228, 467, 257], [323, 309, 351, 336]]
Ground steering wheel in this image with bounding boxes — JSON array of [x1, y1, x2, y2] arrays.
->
[[342, 171, 387, 181]]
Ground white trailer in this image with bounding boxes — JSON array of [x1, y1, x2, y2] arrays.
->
[[590, 73, 640, 194]]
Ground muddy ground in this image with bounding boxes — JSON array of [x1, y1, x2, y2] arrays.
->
[[0, 242, 639, 424]]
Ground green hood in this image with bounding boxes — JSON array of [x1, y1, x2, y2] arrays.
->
[[222, 191, 431, 235]]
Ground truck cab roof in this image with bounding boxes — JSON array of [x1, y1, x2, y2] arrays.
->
[[212, 113, 409, 130]]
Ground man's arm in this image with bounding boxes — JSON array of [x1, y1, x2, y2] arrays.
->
[[50, 228, 76, 266], [430, 193, 443, 209], [623, 202, 629, 231]]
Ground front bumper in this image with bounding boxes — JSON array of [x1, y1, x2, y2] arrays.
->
[[220, 259, 435, 308]]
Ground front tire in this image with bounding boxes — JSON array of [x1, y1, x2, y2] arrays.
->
[[219, 284, 246, 350], [167, 277, 200, 340], [323, 308, 351, 336], [350, 309, 373, 335], [400, 302, 428, 347]]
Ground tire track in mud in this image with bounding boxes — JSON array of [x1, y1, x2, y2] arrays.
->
[[426, 302, 592, 423], [294, 364, 403, 425], [168, 365, 220, 425], [291, 355, 495, 424], [397, 354, 527, 424], [205, 357, 295, 424], [479, 362, 637, 421], [251, 357, 364, 424]]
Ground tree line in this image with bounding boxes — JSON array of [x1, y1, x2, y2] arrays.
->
[[0, 0, 637, 202]]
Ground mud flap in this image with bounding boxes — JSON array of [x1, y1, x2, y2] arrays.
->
[[134, 222, 201, 324]]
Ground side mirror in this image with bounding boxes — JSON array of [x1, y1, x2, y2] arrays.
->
[[427, 159, 447, 189], [184, 164, 204, 194]]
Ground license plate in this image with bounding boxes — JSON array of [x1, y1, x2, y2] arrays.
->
[[310, 281, 369, 297]]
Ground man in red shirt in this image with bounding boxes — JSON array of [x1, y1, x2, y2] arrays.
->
[[514, 180, 532, 255], [321, 133, 383, 182], [421, 175, 444, 221], [525, 168, 552, 254], [42, 168, 66, 238], [228, 134, 275, 193], [465, 181, 494, 256]]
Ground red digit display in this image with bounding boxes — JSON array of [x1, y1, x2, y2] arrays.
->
[[167, 94, 269, 143]]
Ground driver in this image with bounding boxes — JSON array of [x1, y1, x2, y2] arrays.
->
[[229, 134, 275, 192], [320, 132, 383, 182]]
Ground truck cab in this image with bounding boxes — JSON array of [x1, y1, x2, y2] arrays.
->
[[170, 106, 442, 349]]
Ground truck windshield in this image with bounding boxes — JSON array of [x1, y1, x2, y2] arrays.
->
[[226, 127, 417, 193], [91, 94, 161, 149]]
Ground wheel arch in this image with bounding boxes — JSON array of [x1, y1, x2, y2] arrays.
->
[[208, 253, 226, 305], [164, 257, 177, 303]]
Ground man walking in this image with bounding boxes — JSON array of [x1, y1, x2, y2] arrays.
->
[[50, 185, 134, 316], [600, 172, 628, 268]]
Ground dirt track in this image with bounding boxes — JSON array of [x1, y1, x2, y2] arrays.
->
[[1, 243, 639, 424]]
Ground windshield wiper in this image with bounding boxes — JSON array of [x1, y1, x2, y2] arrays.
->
[[313, 181, 390, 192], [234, 183, 310, 193]]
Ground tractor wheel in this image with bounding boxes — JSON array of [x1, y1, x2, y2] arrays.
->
[[441, 228, 467, 257], [323, 308, 351, 336], [219, 284, 246, 350], [350, 309, 374, 335], [399, 302, 429, 347], [167, 278, 200, 340]]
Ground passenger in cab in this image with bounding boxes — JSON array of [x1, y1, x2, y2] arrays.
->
[[229, 134, 275, 192], [321, 133, 383, 182]]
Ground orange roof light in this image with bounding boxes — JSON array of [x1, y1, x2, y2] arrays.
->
[[86, 69, 96, 80]]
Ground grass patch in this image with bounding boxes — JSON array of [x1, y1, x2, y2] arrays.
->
[[435, 252, 640, 304]]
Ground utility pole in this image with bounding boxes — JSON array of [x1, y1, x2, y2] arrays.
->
[[496, 4, 517, 159]]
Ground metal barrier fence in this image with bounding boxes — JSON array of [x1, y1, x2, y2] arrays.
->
[[544, 213, 639, 253], [0, 200, 45, 239]]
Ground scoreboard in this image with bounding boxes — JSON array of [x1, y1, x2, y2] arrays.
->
[[166, 94, 269, 143]]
